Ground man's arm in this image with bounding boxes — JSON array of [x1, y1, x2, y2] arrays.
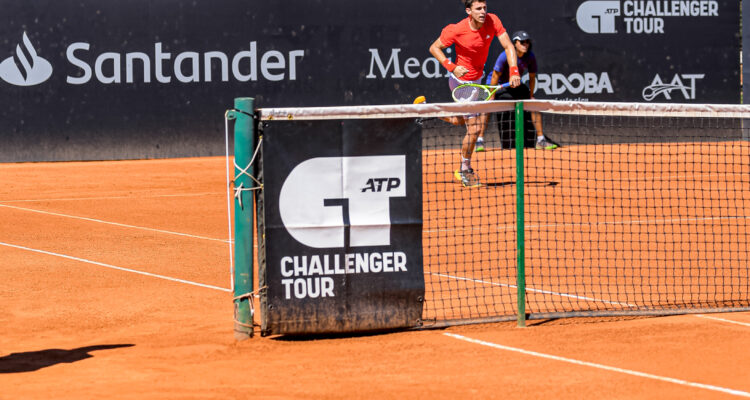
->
[[489, 70, 501, 86], [487, 70, 502, 100], [429, 38, 468, 78], [528, 72, 537, 98], [497, 32, 521, 87]]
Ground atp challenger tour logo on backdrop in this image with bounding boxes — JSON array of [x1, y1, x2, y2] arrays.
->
[[0, 31, 305, 86], [277, 155, 409, 300], [577, 0, 719, 34], [262, 119, 424, 333]]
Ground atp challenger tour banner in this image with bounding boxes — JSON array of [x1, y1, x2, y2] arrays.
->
[[0, 0, 740, 161], [259, 118, 424, 335]]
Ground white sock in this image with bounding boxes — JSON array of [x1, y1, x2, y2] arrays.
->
[[461, 157, 471, 171], [537, 136, 545, 142]]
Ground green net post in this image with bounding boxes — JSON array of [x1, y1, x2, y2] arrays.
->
[[233, 97, 255, 340], [515, 101, 527, 328]]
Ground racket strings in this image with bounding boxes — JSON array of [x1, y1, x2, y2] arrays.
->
[[454, 85, 491, 102]]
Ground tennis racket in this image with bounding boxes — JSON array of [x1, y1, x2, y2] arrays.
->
[[452, 82, 511, 103]]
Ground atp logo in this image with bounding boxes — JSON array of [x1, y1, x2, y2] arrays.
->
[[642, 73, 704, 101], [279, 155, 406, 249], [576, 1, 621, 33], [0, 32, 53, 86]]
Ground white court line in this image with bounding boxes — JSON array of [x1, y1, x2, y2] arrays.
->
[[694, 314, 750, 327], [431, 272, 636, 307], [0, 203, 229, 243], [0, 241, 231, 292], [444, 333, 750, 398], [0, 191, 220, 203]]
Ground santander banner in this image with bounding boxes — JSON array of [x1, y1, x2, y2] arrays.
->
[[0, 0, 739, 162]]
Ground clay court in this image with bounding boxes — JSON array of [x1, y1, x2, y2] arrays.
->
[[2, 154, 750, 399]]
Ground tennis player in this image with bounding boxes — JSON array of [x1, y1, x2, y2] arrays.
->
[[477, 30, 557, 151], [428, 0, 521, 187]]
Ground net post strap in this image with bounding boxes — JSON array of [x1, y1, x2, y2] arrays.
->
[[232, 286, 267, 329], [231, 136, 263, 209]]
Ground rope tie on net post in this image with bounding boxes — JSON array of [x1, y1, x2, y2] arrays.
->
[[232, 286, 267, 329], [231, 136, 263, 209], [226, 108, 264, 210]]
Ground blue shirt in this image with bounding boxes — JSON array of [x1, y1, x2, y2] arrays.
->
[[485, 51, 537, 85]]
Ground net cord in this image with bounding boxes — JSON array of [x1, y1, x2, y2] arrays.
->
[[258, 100, 750, 121], [258, 100, 516, 120], [523, 100, 750, 118]]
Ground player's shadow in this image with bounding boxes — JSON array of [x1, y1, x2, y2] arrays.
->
[[0, 344, 134, 373]]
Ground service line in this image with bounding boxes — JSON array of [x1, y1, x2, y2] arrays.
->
[[0, 241, 231, 292], [0, 203, 228, 243], [445, 333, 750, 398], [694, 314, 750, 327], [0, 191, 220, 203]]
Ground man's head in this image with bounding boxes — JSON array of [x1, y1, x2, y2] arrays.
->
[[512, 30, 532, 54], [464, 0, 486, 9], [464, 0, 487, 25]]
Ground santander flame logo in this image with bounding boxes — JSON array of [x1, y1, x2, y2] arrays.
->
[[0, 32, 53, 86]]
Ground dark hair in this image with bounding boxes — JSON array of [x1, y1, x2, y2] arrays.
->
[[464, 0, 486, 8]]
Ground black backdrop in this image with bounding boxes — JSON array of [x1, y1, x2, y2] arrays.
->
[[0, 0, 740, 161]]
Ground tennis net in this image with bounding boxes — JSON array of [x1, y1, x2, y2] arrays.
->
[[255, 100, 750, 329]]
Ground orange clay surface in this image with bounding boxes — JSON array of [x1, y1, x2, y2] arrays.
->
[[2, 156, 750, 399]]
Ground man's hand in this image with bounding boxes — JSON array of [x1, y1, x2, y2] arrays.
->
[[453, 65, 469, 78], [509, 74, 521, 88]]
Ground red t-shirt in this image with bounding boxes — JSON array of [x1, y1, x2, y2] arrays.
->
[[439, 13, 506, 81]]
